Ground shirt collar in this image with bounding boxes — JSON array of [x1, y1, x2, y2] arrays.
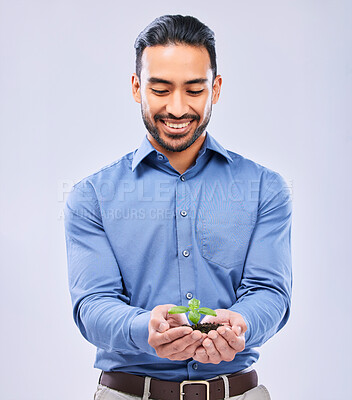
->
[[131, 135, 156, 172], [205, 132, 233, 163], [131, 132, 233, 172]]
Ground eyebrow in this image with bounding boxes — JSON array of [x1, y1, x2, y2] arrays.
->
[[147, 77, 209, 85]]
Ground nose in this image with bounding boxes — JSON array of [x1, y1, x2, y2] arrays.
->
[[165, 90, 190, 118]]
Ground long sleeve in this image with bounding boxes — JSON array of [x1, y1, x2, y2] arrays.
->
[[230, 174, 293, 348], [64, 180, 156, 356]]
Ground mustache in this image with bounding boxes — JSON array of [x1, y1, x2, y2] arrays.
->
[[154, 113, 200, 122]]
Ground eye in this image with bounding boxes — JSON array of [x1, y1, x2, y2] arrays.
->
[[151, 89, 168, 94], [187, 90, 204, 95]]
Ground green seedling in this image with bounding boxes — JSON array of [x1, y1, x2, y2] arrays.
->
[[168, 298, 217, 325]]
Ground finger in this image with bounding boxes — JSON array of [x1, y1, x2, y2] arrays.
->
[[208, 330, 236, 362], [150, 304, 177, 332], [231, 325, 243, 336], [217, 326, 245, 352], [201, 308, 223, 325], [157, 331, 203, 358], [229, 313, 247, 335], [167, 312, 191, 328], [149, 316, 169, 333], [167, 336, 205, 360], [230, 334, 246, 353], [230, 325, 246, 352], [148, 326, 192, 348], [202, 337, 222, 364], [217, 326, 237, 348], [193, 344, 209, 363], [200, 315, 216, 324]]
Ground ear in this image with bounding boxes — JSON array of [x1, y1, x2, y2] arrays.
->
[[132, 73, 141, 104], [212, 75, 222, 105]]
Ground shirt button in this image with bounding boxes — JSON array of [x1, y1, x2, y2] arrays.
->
[[192, 363, 198, 370], [182, 250, 190, 257], [157, 154, 164, 160], [180, 175, 186, 181], [186, 292, 193, 300], [180, 210, 187, 217]]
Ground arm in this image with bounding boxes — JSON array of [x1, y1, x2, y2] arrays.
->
[[230, 174, 292, 348], [64, 180, 202, 359], [193, 173, 292, 362], [64, 180, 155, 356]]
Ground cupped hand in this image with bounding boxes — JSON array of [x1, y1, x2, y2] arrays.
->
[[192, 309, 247, 364], [148, 304, 207, 361]]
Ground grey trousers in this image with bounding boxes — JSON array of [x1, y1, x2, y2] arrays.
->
[[94, 372, 271, 400]]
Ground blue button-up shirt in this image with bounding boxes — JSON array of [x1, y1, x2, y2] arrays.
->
[[64, 132, 292, 381]]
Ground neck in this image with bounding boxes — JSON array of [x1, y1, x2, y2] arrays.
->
[[147, 132, 207, 175]]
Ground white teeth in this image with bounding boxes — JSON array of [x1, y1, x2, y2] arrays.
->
[[164, 121, 191, 129]]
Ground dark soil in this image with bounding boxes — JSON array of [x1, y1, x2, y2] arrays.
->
[[182, 322, 223, 334]]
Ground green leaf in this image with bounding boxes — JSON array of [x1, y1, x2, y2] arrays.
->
[[168, 306, 190, 314], [198, 307, 217, 316], [188, 298, 200, 310], [189, 310, 201, 324]]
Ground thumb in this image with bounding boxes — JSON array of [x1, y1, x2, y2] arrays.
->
[[229, 313, 247, 336], [151, 304, 175, 332], [199, 315, 215, 324], [232, 325, 243, 336], [157, 321, 169, 333]]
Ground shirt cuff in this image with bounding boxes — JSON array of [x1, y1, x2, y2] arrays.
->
[[130, 311, 157, 356]]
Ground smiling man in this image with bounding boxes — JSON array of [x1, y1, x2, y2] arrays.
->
[[64, 15, 292, 400]]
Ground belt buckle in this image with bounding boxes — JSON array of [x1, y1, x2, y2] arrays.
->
[[180, 380, 210, 400]]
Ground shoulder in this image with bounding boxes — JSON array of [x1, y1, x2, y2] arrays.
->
[[225, 150, 291, 203], [76, 151, 134, 187], [65, 151, 134, 214], [228, 150, 287, 185]]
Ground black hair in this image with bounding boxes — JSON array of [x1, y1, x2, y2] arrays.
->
[[134, 15, 217, 82]]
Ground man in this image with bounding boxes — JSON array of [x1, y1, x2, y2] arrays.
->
[[64, 15, 292, 400]]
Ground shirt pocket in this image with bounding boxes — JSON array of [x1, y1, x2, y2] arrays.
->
[[201, 209, 255, 268]]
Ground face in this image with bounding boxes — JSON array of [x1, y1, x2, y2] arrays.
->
[[132, 44, 222, 152]]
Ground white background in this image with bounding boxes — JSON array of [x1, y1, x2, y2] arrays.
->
[[0, 1, 351, 399]]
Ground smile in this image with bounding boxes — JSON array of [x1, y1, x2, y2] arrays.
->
[[163, 121, 191, 129], [159, 119, 195, 134]]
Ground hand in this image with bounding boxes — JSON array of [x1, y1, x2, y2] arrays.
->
[[193, 309, 247, 364], [148, 304, 207, 361]]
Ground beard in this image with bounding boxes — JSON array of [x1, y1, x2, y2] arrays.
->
[[141, 103, 212, 152]]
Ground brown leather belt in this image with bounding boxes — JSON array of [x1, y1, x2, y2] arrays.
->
[[100, 369, 258, 400]]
